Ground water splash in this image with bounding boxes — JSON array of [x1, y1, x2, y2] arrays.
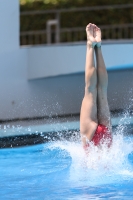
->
[[47, 132, 133, 186]]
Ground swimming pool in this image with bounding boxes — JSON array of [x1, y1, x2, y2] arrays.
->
[[0, 136, 133, 199], [0, 119, 133, 200]]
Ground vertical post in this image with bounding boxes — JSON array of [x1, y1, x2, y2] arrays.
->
[[46, 21, 51, 44], [46, 20, 59, 44], [56, 11, 60, 43]]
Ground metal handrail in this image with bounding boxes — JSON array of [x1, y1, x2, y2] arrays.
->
[[21, 4, 133, 15], [20, 24, 133, 35]]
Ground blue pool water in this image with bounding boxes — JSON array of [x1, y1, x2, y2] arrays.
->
[[0, 130, 133, 199]]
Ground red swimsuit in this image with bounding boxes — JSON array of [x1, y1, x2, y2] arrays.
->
[[91, 124, 112, 147], [84, 124, 112, 149]]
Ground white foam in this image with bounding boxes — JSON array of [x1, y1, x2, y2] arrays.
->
[[47, 133, 133, 186]]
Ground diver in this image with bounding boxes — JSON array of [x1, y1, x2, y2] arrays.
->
[[80, 23, 112, 150]]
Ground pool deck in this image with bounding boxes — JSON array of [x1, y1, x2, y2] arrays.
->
[[0, 115, 130, 137], [0, 114, 133, 148]]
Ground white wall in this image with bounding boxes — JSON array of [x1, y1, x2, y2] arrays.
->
[[0, 0, 19, 53], [0, 42, 132, 120], [0, 0, 133, 121], [28, 43, 133, 79]]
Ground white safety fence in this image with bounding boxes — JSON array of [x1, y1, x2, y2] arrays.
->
[[20, 4, 133, 45]]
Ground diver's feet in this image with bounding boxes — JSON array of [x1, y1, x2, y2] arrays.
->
[[86, 23, 96, 48], [94, 25, 102, 48]]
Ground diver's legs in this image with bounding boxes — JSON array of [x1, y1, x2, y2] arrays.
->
[[80, 24, 98, 147], [94, 26, 111, 130]]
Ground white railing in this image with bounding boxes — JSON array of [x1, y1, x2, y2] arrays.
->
[[20, 4, 133, 45]]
